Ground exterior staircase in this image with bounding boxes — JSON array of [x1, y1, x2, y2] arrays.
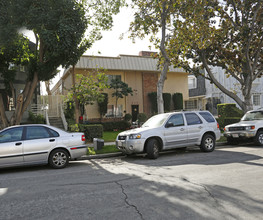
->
[[48, 117, 65, 130]]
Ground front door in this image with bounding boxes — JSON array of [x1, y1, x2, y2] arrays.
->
[[0, 127, 24, 167], [132, 105, 139, 122]]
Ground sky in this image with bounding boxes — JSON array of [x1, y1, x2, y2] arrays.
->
[[85, 6, 156, 57]]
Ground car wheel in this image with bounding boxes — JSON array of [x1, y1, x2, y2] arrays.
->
[[49, 149, 69, 169], [146, 138, 160, 159], [200, 134, 215, 152], [254, 131, 263, 146]]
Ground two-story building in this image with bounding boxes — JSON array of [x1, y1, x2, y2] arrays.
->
[[51, 51, 189, 121]]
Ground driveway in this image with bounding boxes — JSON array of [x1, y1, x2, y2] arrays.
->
[[0, 144, 263, 219]]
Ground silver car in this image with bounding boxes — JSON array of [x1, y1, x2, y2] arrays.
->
[[116, 111, 221, 159], [0, 124, 87, 169]]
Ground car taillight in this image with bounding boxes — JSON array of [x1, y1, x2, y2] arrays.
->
[[82, 135, 86, 141], [217, 123, 219, 129]]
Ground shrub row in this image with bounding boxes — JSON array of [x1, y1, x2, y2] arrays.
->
[[69, 124, 103, 141], [148, 92, 183, 113], [217, 103, 244, 130], [96, 121, 130, 131]]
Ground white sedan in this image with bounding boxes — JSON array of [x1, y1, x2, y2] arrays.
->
[[0, 124, 87, 169]]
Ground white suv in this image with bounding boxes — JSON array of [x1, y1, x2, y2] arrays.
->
[[116, 111, 220, 159], [224, 109, 263, 145]]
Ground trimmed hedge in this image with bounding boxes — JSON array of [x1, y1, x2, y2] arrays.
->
[[163, 93, 171, 112], [69, 124, 103, 141], [173, 93, 183, 110], [102, 121, 131, 131], [217, 103, 244, 130], [148, 92, 157, 113], [148, 92, 172, 113]]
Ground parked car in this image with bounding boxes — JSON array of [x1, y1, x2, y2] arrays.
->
[[0, 124, 87, 169], [116, 111, 221, 159], [224, 109, 263, 145]]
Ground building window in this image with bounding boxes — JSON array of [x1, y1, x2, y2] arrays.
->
[[185, 100, 197, 110], [107, 75, 121, 84], [253, 94, 260, 106], [106, 104, 123, 117], [188, 75, 197, 89], [107, 105, 114, 117]]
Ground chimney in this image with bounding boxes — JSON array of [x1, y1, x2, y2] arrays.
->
[[139, 51, 157, 57]]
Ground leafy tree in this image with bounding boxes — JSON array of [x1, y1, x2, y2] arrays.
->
[[110, 78, 133, 117], [129, 0, 178, 114], [0, 0, 125, 128], [66, 73, 109, 117], [168, 0, 263, 112], [129, 0, 262, 113]]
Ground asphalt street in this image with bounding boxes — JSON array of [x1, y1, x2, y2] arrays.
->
[[1, 144, 263, 220]]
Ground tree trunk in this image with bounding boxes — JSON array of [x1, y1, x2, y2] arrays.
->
[[0, 94, 9, 128], [157, 2, 170, 114], [72, 65, 80, 124], [201, 51, 252, 112], [0, 72, 39, 128]]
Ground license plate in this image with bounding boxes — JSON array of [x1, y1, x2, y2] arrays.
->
[[232, 134, 239, 138]]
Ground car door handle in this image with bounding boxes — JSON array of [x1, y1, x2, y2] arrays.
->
[[199, 126, 203, 129], [49, 139, 55, 142], [15, 142, 22, 146], [180, 128, 185, 131]]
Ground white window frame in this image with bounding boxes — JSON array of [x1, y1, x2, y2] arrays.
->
[[252, 94, 261, 106], [188, 75, 197, 89]]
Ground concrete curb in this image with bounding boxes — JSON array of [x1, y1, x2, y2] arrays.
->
[[77, 142, 228, 160]]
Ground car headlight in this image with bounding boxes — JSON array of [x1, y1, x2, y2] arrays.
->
[[245, 126, 255, 130], [129, 134, 141, 139], [224, 127, 228, 132]]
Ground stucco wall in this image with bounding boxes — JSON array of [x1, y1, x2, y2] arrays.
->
[[163, 72, 189, 100]]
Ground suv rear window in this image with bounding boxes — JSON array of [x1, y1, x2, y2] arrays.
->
[[199, 112, 215, 123], [185, 113, 202, 125]]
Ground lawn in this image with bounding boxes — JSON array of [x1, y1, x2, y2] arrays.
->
[[87, 145, 120, 155], [87, 131, 121, 155], [102, 131, 120, 142]]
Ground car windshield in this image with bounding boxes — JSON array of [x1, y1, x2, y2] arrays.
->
[[142, 114, 169, 128], [241, 111, 263, 121]]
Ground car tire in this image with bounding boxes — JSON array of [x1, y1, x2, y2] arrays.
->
[[200, 134, 215, 152], [254, 131, 263, 146], [146, 138, 160, 159], [48, 149, 69, 169]]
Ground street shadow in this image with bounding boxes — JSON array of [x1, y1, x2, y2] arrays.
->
[[121, 146, 263, 168], [1, 154, 263, 220]]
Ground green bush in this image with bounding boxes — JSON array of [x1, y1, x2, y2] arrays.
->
[[124, 113, 132, 122], [173, 93, 183, 110], [102, 121, 131, 131], [163, 93, 171, 112], [148, 92, 172, 113], [217, 103, 244, 130], [148, 92, 157, 114], [69, 124, 103, 141], [28, 111, 45, 124], [64, 101, 75, 121], [138, 113, 147, 124]]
